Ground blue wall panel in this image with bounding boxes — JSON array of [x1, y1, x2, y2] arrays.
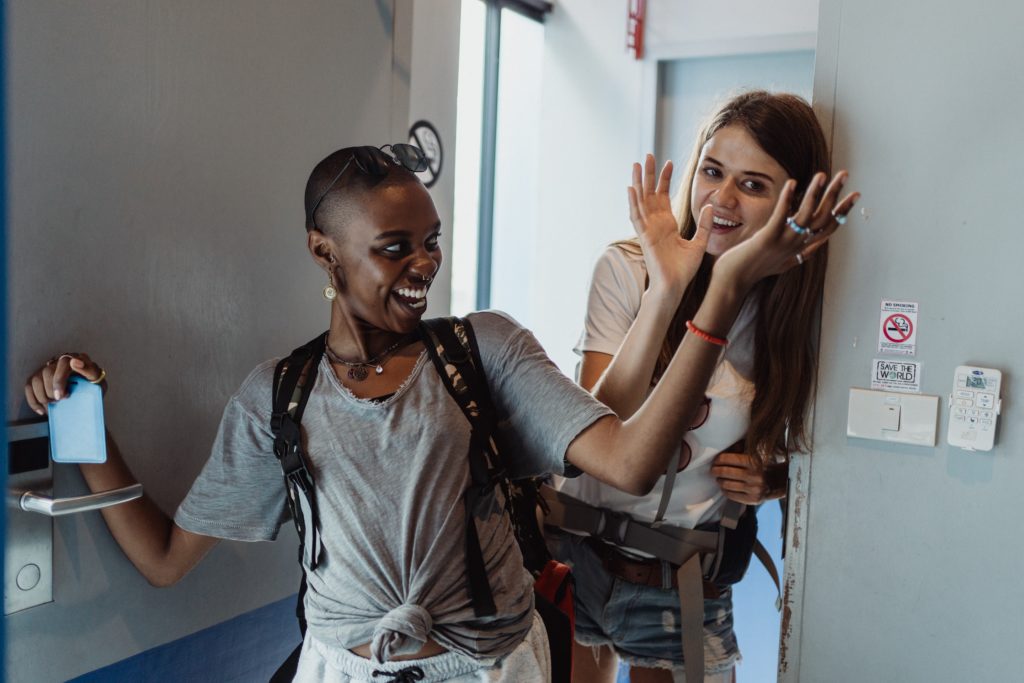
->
[[70, 594, 301, 683]]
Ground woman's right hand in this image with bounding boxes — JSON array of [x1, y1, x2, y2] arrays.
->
[[712, 170, 860, 292], [24, 352, 106, 415], [627, 154, 712, 296], [24, 353, 216, 586]]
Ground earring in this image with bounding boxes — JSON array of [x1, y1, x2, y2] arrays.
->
[[323, 272, 337, 301], [322, 255, 338, 301]]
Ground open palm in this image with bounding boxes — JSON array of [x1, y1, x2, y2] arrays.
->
[[627, 154, 711, 294]]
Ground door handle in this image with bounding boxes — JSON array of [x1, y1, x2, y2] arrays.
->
[[14, 483, 143, 516]]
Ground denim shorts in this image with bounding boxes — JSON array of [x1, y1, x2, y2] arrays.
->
[[547, 529, 739, 675]]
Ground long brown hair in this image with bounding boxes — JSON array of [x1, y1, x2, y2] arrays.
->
[[619, 91, 830, 466]]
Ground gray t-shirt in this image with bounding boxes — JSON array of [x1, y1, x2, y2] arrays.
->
[[174, 311, 611, 663]]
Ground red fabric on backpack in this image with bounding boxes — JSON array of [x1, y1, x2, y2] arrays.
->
[[533, 558, 575, 681], [534, 559, 575, 633]]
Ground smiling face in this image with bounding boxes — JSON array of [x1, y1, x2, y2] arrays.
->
[[324, 179, 442, 336], [690, 124, 789, 257]]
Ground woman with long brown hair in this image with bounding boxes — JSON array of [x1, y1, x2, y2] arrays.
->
[[548, 91, 860, 681]]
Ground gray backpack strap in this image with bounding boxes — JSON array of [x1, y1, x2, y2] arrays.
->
[[753, 539, 782, 610], [676, 555, 706, 683], [651, 447, 681, 527]]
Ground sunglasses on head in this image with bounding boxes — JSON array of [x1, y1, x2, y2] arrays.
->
[[309, 143, 429, 231]]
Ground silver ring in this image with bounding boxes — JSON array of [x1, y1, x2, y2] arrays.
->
[[786, 216, 811, 235], [796, 253, 805, 266], [832, 211, 848, 225]]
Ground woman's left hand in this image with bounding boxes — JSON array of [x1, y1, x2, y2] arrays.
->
[[711, 452, 787, 505]]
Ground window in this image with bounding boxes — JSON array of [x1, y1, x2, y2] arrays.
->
[[451, 0, 550, 320]]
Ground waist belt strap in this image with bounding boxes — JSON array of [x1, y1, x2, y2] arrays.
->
[[677, 554, 705, 683], [541, 485, 718, 564]]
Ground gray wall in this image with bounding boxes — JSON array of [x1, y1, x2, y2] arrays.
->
[[783, 1, 1024, 680], [4, 2, 452, 680]]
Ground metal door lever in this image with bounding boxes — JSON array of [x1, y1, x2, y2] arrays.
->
[[14, 483, 143, 516]]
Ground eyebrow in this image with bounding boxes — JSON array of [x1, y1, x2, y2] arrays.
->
[[704, 156, 776, 183], [374, 223, 442, 241]]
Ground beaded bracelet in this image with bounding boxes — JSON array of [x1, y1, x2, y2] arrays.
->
[[685, 320, 729, 347]]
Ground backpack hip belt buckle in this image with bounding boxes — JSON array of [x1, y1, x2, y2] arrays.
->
[[594, 509, 633, 547]]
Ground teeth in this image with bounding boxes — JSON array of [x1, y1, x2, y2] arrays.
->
[[713, 216, 740, 227], [396, 288, 427, 299], [407, 300, 426, 309]]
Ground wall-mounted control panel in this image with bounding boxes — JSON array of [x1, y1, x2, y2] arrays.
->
[[847, 388, 940, 446], [947, 365, 1002, 451]]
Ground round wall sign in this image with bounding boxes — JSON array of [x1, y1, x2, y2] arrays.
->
[[409, 120, 442, 188]]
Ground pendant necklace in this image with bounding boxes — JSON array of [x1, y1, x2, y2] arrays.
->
[[325, 335, 412, 382]]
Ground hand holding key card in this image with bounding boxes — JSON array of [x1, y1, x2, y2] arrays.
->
[[48, 375, 107, 463]]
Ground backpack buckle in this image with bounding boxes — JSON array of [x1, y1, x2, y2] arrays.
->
[[595, 509, 632, 546], [273, 416, 302, 462], [287, 467, 312, 494]]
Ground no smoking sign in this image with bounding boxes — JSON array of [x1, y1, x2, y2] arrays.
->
[[878, 300, 918, 355]]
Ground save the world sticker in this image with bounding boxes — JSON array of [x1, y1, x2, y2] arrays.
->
[[872, 358, 921, 393]]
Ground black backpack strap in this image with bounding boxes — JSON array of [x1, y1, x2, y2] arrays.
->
[[420, 317, 501, 617], [268, 334, 327, 681], [452, 320, 551, 573], [422, 317, 555, 576], [270, 332, 327, 573]]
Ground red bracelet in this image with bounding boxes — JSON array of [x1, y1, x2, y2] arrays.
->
[[685, 320, 729, 347]]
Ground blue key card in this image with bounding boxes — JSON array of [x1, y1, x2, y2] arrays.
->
[[48, 375, 107, 463]]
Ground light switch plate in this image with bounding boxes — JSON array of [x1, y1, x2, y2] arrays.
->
[[847, 388, 939, 446]]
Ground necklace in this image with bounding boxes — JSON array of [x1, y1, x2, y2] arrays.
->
[[325, 335, 412, 382]]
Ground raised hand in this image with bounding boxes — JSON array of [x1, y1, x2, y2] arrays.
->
[[712, 170, 860, 291], [24, 353, 106, 415], [627, 154, 711, 295]]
